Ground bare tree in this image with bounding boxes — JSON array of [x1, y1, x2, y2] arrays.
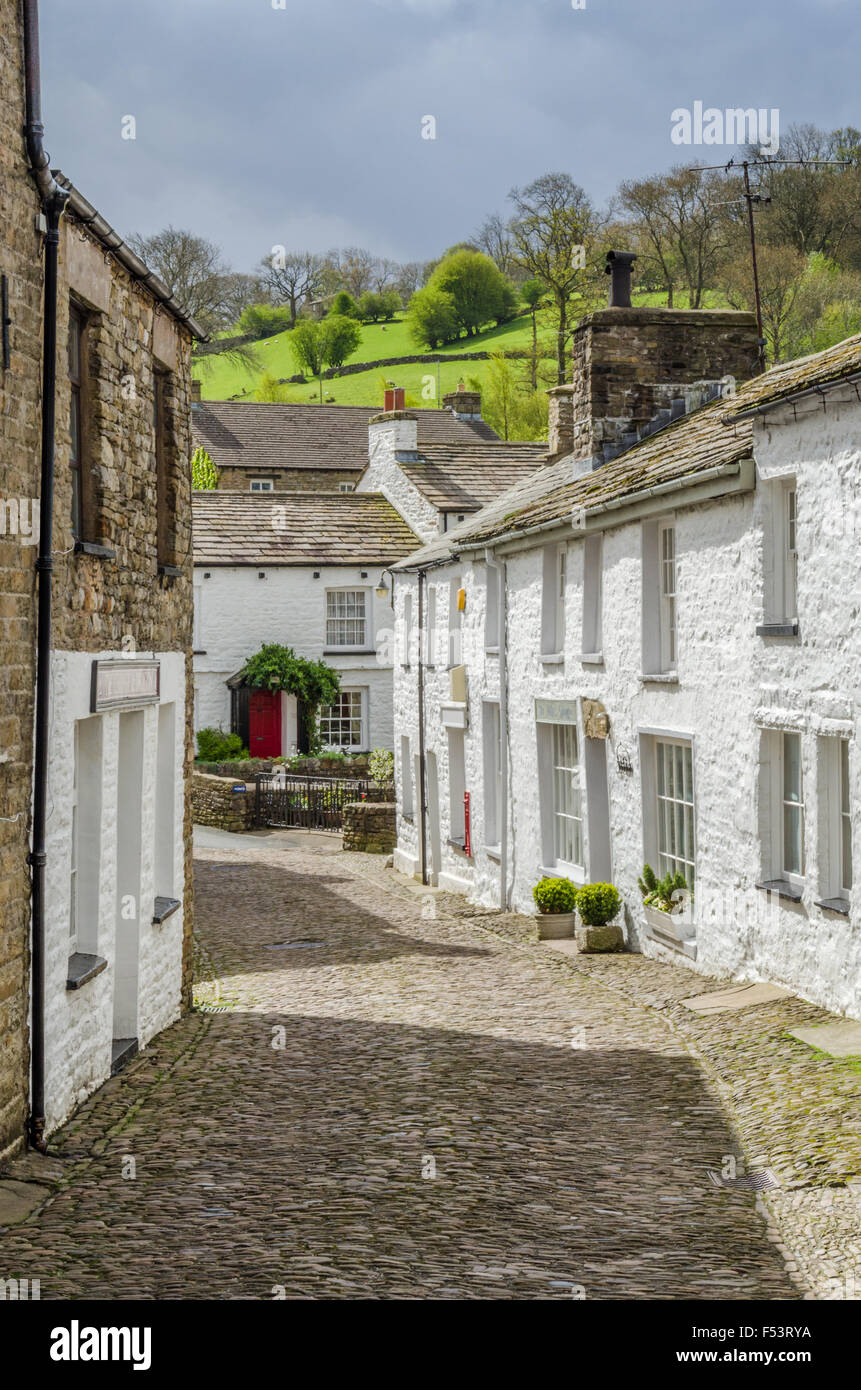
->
[[720, 242, 806, 362], [395, 261, 424, 303], [371, 257, 400, 292], [259, 250, 325, 326], [335, 247, 378, 299], [126, 226, 250, 334], [508, 173, 603, 383], [475, 213, 516, 276], [616, 165, 729, 308]]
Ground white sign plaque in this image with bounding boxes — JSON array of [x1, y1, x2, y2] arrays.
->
[[91, 660, 160, 712]]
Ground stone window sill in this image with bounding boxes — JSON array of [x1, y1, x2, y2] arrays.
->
[[401, 812, 414, 824], [641, 672, 679, 684], [581, 651, 603, 665], [152, 895, 181, 925], [756, 878, 803, 903], [66, 952, 108, 990], [324, 649, 376, 656], [540, 652, 564, 665], [756, 621, 799, 638], [74, 540, 116, 560], [486, 843, 501, 861], [485, 646, 499, 656], [447, 835, 467, 852], [193, 649, 207, 656], [815, 896, 850, 916]]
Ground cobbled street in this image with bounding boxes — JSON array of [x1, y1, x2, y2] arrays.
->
[[1, 836, 844, 1300]]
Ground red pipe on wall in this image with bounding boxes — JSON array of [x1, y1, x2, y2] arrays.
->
[[464, 791, 472, 858]]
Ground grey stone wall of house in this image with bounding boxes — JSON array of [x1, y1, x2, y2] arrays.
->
[[191, 773, 256, 832], [0, 0, 44, 1162], [212, 467, 361, 493], [342, 801, 397, 853], [547, 385, 574, 457], [569, 308, 760, 461]]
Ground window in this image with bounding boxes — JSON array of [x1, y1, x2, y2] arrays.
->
[[400, 736, 414, 818], [840, 739, 852, 894], [485, 562, 501, 651], [781, 731, 805, 878], [483, 702, 502, 848], [541, 544, 567, 657], [551, 724, 583, 868], [319, 689, 366, 748], [250, 479, 274, 492], [68, 304, 90, 540], [818, 737, 852, 906], [582, 533, 602, 657], [339, 482, 355, 493], [69, 716, 103, 956], [425, 585, 437, 667], [659, 521, 677, 671], [70, 724, 80, 954], [326, 590, 368, 649], [448, 575, 463, 667], [760, 478, 798, 630], [154, 368, 177, 568], [655, 738, 695, 885], [448, 728, 466, 845], [192, 577, 203, 650]]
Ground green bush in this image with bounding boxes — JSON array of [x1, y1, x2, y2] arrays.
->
[[330, 291, 359, 318], [638, 863, 690, 913], [368, 748, 394, 787], [195, 727, 249, 762], [576, 882, 621, 926], [533, 876, 579, 915], [238, 303, 295, 339]]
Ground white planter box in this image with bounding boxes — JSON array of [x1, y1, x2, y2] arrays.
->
[[643, 902, 696, 947]]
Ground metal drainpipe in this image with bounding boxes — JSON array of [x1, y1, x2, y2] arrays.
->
[[22, 0, 71, 1152], [416, 570, 428, 885]]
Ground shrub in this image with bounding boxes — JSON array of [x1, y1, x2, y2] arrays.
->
[[195, 727, 249, 762], [638, 863, 690, 913], [238, 303, 295, 339], [191, 445, 218, 491], [406, 285, 459, 349], [533, 876, 579, 915], [576, 882, 621, 926], [330, 291, 359, 318], [368, 747, 394, 787]]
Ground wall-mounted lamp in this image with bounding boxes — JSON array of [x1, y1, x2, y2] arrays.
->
[[375, 571, 390, 599]]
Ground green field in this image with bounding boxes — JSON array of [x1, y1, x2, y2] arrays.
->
[[196, 289, 731, 407]]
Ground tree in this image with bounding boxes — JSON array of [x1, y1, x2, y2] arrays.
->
[[191, 446, 218, 491], [521, 278, 547, 388], [334, 246, 378, 299], [396, 262, 425, 303], [260, 250, 325, 326], [330, 290, 359, 318], [290, 319, 326, 377], [320, 314, 362, 370], [406, 286, 459, 349], [747, 124, 861, 263], [126, 227, 252, 335], [426, 249, 511, 336], [357, 290, 386, 322], [479, 356, 549, 442], [616, 164, 729, 309], [238, 303, 295, 339], [508, 173, 603, 383], [380, 288, 402, 320], [255, 371, 290, 402], [720, 243, 806, 363], [371, 258, 400, 292], [475, 213, 517, 276]]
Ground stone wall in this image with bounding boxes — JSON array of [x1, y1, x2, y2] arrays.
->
[[192, 773, 256, 832], [547, 385, 574, 457], [569, 308, 759, 461], [212, 467, 361, 493], [343, 801, 397, 853], [0, 0, 43, 1162]]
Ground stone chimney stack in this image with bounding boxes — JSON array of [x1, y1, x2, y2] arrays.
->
[[565, 250, 760, 467], [443, 381, 482, 420], [191, 379, 202, 403]]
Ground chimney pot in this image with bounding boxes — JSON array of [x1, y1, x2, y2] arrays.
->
[[384, 386, 405, 412], [605, 250, 638, 309]]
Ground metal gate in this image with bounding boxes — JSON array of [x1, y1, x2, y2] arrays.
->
[[254, 773, 368, 831]]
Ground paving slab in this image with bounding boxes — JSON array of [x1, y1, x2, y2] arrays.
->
[[680, 982, 794, 1014], [0, 1179, 52, 1226], [788, 1022, 861, 1058]]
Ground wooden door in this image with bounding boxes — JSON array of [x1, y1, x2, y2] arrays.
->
[[248, 689, 281, 758]]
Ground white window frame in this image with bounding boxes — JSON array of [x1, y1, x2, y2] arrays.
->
[[448, 575, 463, 668], [192, 577, 202, 650], [654, 736, 696, 886], [540, 543, 567, 658], [325, 588, 369, 651], [400, 736, 414, 819], [658, 520, 677, 672], [447, 728, 466, 845], [818, 735, 852, 903], [319, 687, 367, 750], [425, 584, 438, 667], [249, 478, 274, 492], [485, 561, 501, 653], [549, 722, 584, 873], [765, 729, 805, 886], [581, 533, 603, 659], [401, 592, 413, 667], [763, 477, 798, 626], [482, 701, 502, 850], [338, 482, 355, 493], [70, 723, 80, 954]]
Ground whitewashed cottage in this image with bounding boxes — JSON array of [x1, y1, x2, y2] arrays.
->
[[390, 268, 861, 1020]]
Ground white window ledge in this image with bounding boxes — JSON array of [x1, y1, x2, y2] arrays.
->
[[485, 646, 500, 656], [486, 844, 501, 861], [641, 672, 679, 684], [542, 864, 587, 886], [540, 652, 564, 665], [581, 651, 603, 665]]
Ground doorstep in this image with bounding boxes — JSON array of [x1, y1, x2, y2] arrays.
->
[[680, 981, 793, 1014], [111, 1037, 139, 1075]]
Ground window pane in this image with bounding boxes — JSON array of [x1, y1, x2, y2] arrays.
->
[[783, 732, 801, 803], [783, 804, 802, 876]]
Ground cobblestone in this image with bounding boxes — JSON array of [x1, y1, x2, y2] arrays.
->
[[0, 843, 822, 1300]]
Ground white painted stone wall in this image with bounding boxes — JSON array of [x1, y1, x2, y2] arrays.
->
[[43, 650, 187, 1133], [356, 418, 441, 541], [393, 394, 861, 1019], [193, 564, 398, 751]]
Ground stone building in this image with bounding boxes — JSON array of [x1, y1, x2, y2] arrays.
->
[[0, 0, 204, 1157], [192, 491, 420, 754], [390, 278, 861, 1020], [191, 397, 500, 495]]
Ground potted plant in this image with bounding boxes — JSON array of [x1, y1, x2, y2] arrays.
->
[[532, 876, 579, 939], [638, 864, 694, 942], [574, 882, 624, 953]]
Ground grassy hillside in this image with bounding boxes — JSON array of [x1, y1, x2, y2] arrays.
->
[[196, 290, 732, 406]]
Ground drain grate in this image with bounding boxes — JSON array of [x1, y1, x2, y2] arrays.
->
[[196, 1003, 232, 1014], [265, 939, 324, 950], [707, 1168, 779, 1191]]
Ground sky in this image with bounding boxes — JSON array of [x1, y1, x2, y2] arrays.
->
[[39, 0, 861, 275]]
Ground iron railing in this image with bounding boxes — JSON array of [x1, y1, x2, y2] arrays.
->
[[254, 772, 368, 832]]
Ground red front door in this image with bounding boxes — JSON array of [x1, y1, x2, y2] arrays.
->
[[248, 689, 281, 758]]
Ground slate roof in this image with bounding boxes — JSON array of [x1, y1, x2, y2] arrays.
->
[[191, 401, 500, 474], [724, 332, 861, 418], [192, 491, 421, 566], [393, 442, 548, 512]]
